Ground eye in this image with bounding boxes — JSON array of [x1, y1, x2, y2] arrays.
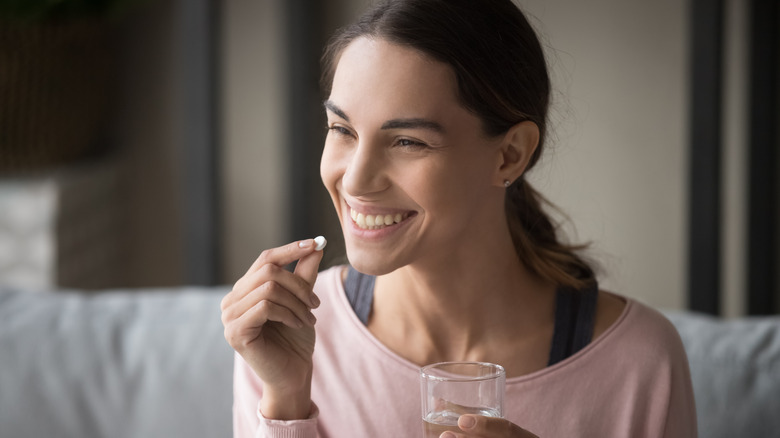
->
[[327, 125, 356, 140], [396, 138, 427, 149], [328, 125, 351, 136]]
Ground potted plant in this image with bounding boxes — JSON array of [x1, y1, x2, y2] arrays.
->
[[0, 0, 141, 171]]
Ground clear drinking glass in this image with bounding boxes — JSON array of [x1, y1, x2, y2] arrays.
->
[[420, 361, 506, 437]]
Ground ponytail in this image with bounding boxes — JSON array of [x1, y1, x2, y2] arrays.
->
[[505, 179, 596, 290]]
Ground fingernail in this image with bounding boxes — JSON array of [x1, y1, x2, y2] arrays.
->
[[298, 239, 313, 248], [314, 236, 327, 251], [459, 415, 476, 429], [307, 312, 317, 325], [440, 432, 456, 438], [309, 293, 321, 308]]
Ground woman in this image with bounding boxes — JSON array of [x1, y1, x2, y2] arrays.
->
[[221, 0, 697, 436]]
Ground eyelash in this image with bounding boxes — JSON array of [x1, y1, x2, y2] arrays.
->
[[327, 125, 428, 149], [327, 126, 353, 137], [396, 138, 427, 149]]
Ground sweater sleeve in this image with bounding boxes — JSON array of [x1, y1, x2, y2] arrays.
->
[[232, 352, 319, 438]]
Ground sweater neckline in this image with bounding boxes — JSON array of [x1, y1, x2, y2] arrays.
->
[[324, 265, 633, 384]]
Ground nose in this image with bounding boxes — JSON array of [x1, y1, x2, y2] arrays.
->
[[341, 139, 389, 197]]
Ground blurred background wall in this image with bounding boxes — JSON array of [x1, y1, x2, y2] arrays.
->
[[1, 0, 777, 317], [509, 0, 691, 311]]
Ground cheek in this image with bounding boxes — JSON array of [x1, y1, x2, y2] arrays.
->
[[422, 155, 494, 214], [403, 162, 469, 213], [320, 142, 343, 194]]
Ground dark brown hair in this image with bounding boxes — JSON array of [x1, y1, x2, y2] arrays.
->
[[322, 0, 595, 289]]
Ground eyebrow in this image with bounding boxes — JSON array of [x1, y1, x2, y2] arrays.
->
[[381, 118, 444, 133], [323, 100, 350, 122], [323, 100, 445, 134]]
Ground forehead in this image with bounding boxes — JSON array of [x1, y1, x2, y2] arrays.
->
[[328, 37, 463, 119]]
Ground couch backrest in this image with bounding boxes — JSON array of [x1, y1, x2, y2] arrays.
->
[[0, 287, 234, 438], [664, 311, 780, 438]]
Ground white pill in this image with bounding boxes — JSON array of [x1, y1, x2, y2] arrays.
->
[[314, 236, 327, 251]]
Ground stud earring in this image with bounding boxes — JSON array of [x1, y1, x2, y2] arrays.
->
[[503, 180, 511, 187]]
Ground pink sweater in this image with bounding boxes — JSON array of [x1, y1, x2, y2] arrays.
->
[[233, 266, 697, 437]]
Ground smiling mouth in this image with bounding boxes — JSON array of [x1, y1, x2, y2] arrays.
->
[[349, 207, 413, 230]]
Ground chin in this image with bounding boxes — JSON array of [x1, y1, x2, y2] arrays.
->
[[345, 247, 400, 277]]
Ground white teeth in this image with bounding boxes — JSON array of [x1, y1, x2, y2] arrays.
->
[[349, 208, 408, 230]]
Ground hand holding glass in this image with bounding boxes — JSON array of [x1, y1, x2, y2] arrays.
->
[[420, 362, 506, 437]]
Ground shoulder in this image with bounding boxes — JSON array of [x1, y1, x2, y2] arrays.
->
[[592, 290, 626, 340], [596, 295, 698, 434], [596, 292, 688, 364], [572, 293, 693, 408]]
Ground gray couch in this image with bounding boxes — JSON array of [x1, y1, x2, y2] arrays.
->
[[0, 287, 778, 438], [0, 286, 234, 438]]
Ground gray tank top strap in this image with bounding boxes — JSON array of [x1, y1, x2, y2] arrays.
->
[[547, 282, 599, 366], [344, 266, 375, 325]]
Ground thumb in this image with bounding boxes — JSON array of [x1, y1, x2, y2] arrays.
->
[[294, 236, 327, 287]]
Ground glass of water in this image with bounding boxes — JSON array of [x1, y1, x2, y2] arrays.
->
[[420, 361, 506, 437]]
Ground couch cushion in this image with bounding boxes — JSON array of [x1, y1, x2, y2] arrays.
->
[[0, 286, 234, 438], [664, 311, 780, 438]]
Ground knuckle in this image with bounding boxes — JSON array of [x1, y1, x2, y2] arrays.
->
[[257, 263, 280, 279], [219, 295, 228, 312], [223, 319, 261, 351], [258, 280, 280, 297], [232, 276, 247, 291], [221, 305, 238, 324], [258, 249, 273, 261], [231, 274, 254, 298], [223, 325, 239, 346], [255, 299, 272, 313], [220, 291, 234, 311], [226, 332, 250, 350]]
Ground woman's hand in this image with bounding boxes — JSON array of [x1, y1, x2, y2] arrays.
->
[[221, 238, 325, 420], [440, 415, 540, 438]]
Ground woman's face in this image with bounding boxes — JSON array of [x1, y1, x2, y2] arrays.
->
[[320, 37, 504, 275]]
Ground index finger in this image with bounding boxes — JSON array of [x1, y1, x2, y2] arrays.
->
[[245, 238, 322, 275]]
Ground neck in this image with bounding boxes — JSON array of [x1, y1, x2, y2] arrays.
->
[[371, 225, 556, 365]]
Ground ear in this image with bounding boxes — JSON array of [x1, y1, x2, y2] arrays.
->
[[493, 120, 540, 187]]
